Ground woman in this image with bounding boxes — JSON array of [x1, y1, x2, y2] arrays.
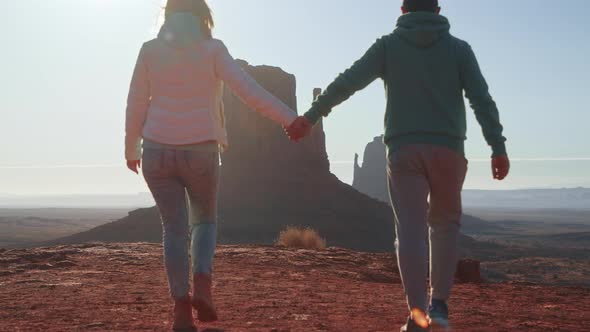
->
[[124, 0, 298, 330]]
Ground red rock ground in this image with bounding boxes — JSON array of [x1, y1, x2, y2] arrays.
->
[[1, 243, 589, 332]]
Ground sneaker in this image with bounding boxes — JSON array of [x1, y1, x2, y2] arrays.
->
[[400, 316, 431, 332], [428, 299, 449, 328]]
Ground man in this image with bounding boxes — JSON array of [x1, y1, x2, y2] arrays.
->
[[287, 0, 510, 330]]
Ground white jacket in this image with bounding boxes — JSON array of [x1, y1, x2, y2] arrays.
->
[[125, 14, 297, 160]]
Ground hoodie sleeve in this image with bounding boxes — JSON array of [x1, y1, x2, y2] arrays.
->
[[304, 37, 386, 125], [125, 44, 151, 161], [213, 41, 297, 127], [460, 43, 507, 157]]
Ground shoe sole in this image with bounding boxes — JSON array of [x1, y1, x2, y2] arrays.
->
[[400, 325, 432, 332], [193, 298, 218, 322], [430, 318, 451, 332]]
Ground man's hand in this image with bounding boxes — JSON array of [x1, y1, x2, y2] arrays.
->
[[492, 155, 510, 180], [284, 116, 312, 142], [127, 160, 141, 174]]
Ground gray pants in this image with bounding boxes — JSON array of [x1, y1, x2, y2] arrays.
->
[[387, 144, 467, 312], [142, 148, 219, 300]]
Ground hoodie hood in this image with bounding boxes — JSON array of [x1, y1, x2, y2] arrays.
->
[[158, 12, 204, 49], [394, 12, 450, 48]]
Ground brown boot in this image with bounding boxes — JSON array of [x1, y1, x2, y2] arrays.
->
[[192, 273, 218, 322], [173, 295, 197, 331]]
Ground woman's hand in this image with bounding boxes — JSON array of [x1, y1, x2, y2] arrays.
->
[[284, 116, 312, 142], [127, 160, 141, 174]]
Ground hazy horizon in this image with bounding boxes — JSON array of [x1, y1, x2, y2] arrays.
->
[[1, 0, 589, 195], [3, 188, 590, 212]]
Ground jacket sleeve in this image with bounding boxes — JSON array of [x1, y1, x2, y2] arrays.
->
[[125, 44, 151, 161], [304, 37, 386, 125], [460, 43, 507, 157], [214, 41, 297, 127]]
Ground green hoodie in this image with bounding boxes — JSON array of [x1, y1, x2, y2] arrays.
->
[[305, 12, 507, 157]]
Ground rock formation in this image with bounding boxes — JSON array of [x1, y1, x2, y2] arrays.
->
[[216, 61, 395, 251], [455, 259, 481, 283], [219, 61, 330, 182], [352, 136, 389, 204]]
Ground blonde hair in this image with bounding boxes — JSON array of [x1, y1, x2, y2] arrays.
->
[[165, 0, 214, 38]]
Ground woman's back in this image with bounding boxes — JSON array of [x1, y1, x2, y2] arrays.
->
[[142, 37, 221, 105], [125, 13, 296, 160], [134, 23, 228, 149]]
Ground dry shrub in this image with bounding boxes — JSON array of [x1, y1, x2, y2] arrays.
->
[[276, 226, 326, 250]]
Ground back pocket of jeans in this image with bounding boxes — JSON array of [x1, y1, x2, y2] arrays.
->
[[186, 151, 217, 175]]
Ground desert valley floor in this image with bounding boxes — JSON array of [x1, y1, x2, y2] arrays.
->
[[1, 243, 589, 332]]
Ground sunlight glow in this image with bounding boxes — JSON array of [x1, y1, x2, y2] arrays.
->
[[411, 308, 431, 329], [155, 0, 167, 31]]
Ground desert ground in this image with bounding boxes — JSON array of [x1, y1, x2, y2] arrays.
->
[[1, 243, 589, 332]]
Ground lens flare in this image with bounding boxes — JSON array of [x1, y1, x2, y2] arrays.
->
[[411, 308, 431, 329]]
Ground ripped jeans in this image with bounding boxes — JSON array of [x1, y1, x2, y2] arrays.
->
[[142, 147, 219, 300]]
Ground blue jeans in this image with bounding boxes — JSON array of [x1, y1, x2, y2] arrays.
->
[[142, 148, 219, 300]]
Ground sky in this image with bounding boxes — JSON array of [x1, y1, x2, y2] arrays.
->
[[1, 0, 589, 196]]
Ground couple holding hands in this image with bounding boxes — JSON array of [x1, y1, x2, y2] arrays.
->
[[125, 0, 509, 331]]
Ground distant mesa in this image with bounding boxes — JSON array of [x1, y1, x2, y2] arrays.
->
[[352, 136, 389, 204]]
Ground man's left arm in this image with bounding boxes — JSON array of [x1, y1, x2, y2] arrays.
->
[[460, 44, 507, 157], [461, 43, 510, 180], [304, 37, 387, 125]]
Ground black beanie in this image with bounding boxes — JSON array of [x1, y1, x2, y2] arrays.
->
[[402, 0, 439, 12]]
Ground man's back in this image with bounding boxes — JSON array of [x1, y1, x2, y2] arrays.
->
[[381, 12, 469, 155], [304, 12, 506, 159]]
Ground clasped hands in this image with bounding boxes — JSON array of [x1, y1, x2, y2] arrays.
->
[[284, 116, 313, 142]]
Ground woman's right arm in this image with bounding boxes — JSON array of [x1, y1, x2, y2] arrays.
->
[[125, 44, 151, 161], [213, 41, 297, 127]]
